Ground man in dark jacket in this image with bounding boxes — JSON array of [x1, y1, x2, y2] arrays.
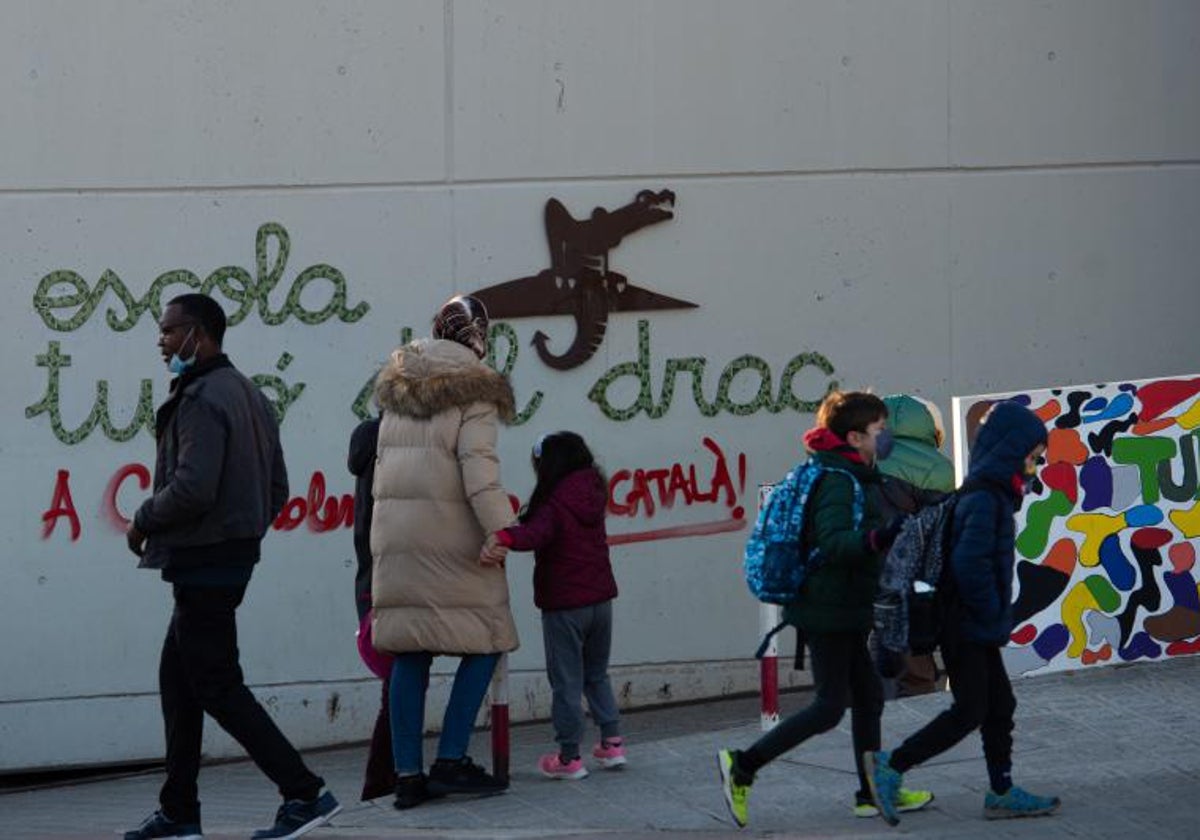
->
[[124, 293, 340, 840], [866, 400, 1060, 825], [717, 391, 931, 827]]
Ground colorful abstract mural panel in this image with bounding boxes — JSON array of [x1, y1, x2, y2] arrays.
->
[[953, 375, 1200, 676]]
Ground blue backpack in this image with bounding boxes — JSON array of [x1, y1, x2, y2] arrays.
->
[[744, 461, 865, 605]]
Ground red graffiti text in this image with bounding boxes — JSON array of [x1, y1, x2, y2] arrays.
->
[[273, 471, 353, 533], [605, 436, 749, 545], [40, 464, 353, 542]]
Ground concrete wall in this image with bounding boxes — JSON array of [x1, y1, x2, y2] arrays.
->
[[2, 1, 1198, 771]]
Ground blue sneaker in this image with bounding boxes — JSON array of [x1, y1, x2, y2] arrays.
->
[[984, 785, 1061, 819], [251, 790, 341, 839], [124, 810, 203, 839], [863, 750, 903, 826]]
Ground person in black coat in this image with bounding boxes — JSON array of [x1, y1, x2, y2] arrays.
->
[[349, 417, 382, 621], [347, 416, 394, 802], [865, 401, 1061, 825]]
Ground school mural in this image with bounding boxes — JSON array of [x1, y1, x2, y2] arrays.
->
[[952, 376, 1200, 677], [6, 185, 853, 771], [25, 188, 842, 556], [27, 210, 805, 547]]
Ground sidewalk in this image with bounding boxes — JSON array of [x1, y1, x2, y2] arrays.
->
[[4, 656, 1198, 839]]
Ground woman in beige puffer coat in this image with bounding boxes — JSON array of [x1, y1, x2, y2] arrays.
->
[[370, 295, 517, 808]]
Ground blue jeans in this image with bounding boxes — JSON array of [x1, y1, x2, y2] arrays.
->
[[389, 652, 499, 775]]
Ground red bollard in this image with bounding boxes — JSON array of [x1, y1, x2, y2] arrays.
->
[[490, 653, 510, 782], [759, 602, 781, 730], [755, 483, 782, 731]]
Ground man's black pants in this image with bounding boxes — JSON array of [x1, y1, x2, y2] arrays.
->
[[159, 583, 323, 823], [890, 634, 1015, 775]]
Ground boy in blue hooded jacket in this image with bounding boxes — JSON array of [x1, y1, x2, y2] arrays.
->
[[865, 401, 1061, 825]]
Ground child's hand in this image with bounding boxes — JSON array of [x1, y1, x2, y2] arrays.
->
[[479, 533, 508, 568]]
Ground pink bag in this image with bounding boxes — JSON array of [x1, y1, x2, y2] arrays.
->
[[357, 610, 394, 680]]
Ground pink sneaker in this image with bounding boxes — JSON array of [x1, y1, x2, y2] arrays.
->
[[592, 738, 627, 769], [538, 753, 589, 780]]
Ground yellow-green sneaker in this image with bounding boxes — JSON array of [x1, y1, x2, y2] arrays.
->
[[716, 749, 751, 828], [854, 788, 935, 818]]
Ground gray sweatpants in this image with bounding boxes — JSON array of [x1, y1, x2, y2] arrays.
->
[[541, 600, 621, 759]]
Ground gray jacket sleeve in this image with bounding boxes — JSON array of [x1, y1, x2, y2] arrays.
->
[[134, 397, 227, 533]]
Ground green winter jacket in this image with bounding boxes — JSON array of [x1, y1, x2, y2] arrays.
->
[[879, 394, 955, 494], [783, 450, 886, 635]]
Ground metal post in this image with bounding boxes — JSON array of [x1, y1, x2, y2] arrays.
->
[[490, 652, 510, 782], [756, 483, 781, 731], [759, 601, 781, 730]]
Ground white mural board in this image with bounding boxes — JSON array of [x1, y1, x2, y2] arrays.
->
[[952, 377, 1200, 677]]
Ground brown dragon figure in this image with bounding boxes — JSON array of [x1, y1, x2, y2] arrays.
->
[[471, 189, 696, 370]]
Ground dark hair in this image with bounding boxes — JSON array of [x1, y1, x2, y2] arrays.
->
[[520, 431, 600, 522], [815, 390, 888, 440], [167, 293, 227, 346]]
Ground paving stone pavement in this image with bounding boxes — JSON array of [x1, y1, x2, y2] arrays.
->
[[4, 656, 1199, 839]]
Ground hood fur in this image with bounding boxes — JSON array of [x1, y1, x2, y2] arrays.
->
[[374, 338, 515, 422]]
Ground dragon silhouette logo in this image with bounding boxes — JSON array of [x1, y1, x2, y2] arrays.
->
[[471, 189, 696, 370]]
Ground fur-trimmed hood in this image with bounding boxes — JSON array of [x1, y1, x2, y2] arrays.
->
[[374, 338, 515, 422]]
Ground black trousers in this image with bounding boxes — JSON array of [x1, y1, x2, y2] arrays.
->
[[159, 584, 323, 823], [890, 635, 1015, 775], [746, 631, 883, 796]]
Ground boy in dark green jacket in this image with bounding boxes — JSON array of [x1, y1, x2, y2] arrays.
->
[[718, 391, 933, 827]]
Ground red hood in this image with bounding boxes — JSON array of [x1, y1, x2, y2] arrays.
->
[[802, 428, 865, 464]]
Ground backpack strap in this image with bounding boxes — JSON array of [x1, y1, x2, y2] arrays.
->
[[806, 465, 866, 548], [752, 621, 809, 669], [754, 620, 789, 659], [753, 624, 811, 667]]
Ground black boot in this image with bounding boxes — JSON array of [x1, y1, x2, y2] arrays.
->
[[394, 773, 441, 810], [427, 756, 508, 797]]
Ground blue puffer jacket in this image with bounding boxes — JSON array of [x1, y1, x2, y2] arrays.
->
[[948, 401, 1048, 646]]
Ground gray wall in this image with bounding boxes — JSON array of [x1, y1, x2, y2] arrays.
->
[[2, 1, 1197, 770]]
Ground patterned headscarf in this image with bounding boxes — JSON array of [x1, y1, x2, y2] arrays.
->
[[432, 295, 489, 358]]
